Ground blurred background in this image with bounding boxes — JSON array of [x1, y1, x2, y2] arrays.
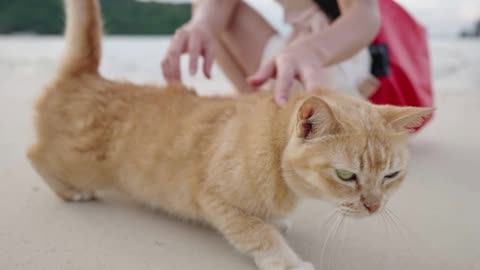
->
[[0, 0, 478, 92], [0, 1, 479, 270], [0, 0, 479, 36]]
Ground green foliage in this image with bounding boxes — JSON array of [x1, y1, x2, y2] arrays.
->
[[0, 0, 191, 34]]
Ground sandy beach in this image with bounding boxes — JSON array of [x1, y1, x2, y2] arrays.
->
[[0, 36, 479, 270]]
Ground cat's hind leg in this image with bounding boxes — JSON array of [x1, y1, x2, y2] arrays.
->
[[27, 146, 96, 202]]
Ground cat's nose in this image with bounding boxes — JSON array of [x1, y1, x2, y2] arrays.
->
[[361, 195, 381, 213], [363, 201, 380, 213]]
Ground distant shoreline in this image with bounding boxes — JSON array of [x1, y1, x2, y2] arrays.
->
[[459, 20, 480, 38], [0, 34, 174, 37], [2, 33, 478, 41], [0, 0, 190, 35]]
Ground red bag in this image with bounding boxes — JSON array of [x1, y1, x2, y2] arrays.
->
[[369, 0, 434, 129]]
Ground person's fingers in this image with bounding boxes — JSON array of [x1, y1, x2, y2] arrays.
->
[[161, 48, 176, 81], [202, 45, 214, 79], [247, 60, 276, 88], [161, 60, 171, 81], [300, 66, 323, 92], [274, 64, 296, 106], [188, 34, 201, 76], [165, 29, 188, 81]]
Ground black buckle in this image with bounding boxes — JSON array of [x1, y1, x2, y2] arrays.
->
[[369, 43, 390, 78]]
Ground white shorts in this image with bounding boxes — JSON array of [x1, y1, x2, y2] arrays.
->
[[261, 35, 374, 99]]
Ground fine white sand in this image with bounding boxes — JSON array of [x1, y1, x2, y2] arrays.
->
[[0, 36, 479, 270]]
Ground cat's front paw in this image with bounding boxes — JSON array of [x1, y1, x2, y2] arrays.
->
[[70, 192, 96, 202], [271, 219, 292, 235], [289, 261, 316, 270]]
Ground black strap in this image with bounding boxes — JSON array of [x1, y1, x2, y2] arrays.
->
[[369, 43, 390, 78], [312, 0, 340, 21], [313, 0, 388, 78]]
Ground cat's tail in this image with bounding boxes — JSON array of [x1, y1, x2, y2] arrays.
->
[[59, 0, 102, 77]]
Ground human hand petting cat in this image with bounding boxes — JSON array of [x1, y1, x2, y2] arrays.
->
[[161, 21, 215, 82], [163, 21, 328, 107], [248, 40, 328, 106]]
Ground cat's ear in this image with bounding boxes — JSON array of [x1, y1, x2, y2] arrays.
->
[[296, 96, 342, 139], [377, 105, 434, 132]]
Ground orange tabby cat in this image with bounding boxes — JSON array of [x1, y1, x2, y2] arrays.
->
[[27, 1, 432, 270]]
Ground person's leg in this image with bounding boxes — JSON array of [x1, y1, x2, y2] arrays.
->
[[199, 1, 277, 93]]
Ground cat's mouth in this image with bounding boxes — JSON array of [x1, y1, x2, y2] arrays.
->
[[338, 206, 369, 217], [338, 202, 383, 217]]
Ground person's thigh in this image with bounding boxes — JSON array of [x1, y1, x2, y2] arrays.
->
[[222, 2, 277, 74], [215, 1, 277, 92]]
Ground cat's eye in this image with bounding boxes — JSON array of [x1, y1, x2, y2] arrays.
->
[[335, 169, 357, 182], [385, 171, 400, 179]]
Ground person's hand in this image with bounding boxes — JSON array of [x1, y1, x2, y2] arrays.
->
[[247, 43, 328, 106], [161, 22, 215, 82]]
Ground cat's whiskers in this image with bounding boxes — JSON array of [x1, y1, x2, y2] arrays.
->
[[385, 207, 437, 267], [321, 213, 344, 270], [387, 208, 413, 235], [384, 209, 407, 249], [329, 214, 346, 270], [306, 209, 338, 260], [380, 211, 396, 244], [388, 208, 444, 268], [317, 210, 339, 240], [313, 210, 338, 239], [385, 208, 410, 239], [320, 212, 340, 268]]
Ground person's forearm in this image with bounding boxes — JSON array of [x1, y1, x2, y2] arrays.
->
[[299, 0, 381, 66], [191, 0, 241, 33]]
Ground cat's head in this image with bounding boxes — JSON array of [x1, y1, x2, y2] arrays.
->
[[282, 94, 433, 217]]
